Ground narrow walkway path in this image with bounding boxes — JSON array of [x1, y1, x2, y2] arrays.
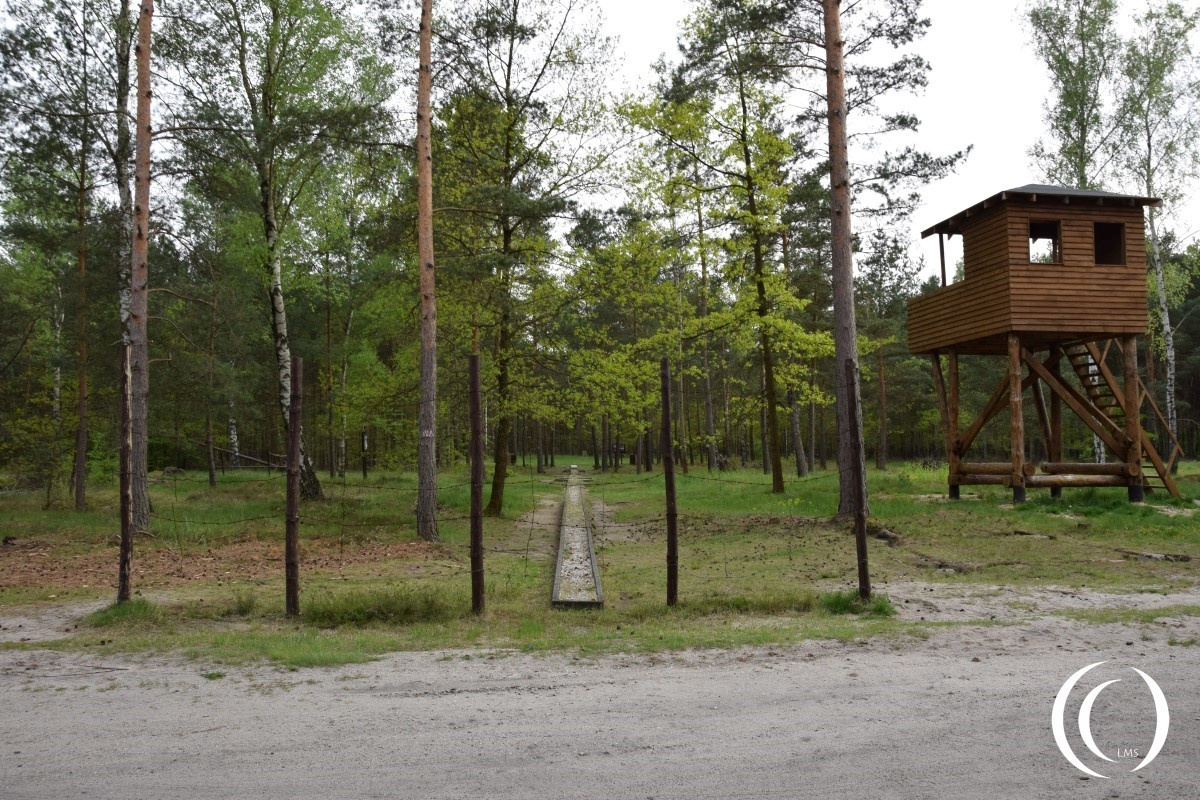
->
[[551, 467, 603, 607]]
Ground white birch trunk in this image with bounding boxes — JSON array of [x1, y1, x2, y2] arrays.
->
[[1147, 209, 1177, 439], [267, 225, 321, 500], [227, 403, 240, 469]]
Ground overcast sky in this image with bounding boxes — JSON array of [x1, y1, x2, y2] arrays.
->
[[596, 0, 1200, 280]]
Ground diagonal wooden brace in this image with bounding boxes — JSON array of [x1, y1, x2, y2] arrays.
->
[[1021, 347, 1130, 457]]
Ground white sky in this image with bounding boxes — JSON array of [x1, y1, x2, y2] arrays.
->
[[597, 0, 1200, 282]]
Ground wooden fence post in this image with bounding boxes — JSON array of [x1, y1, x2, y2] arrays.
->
[[117, 343, 134, 603], [844, 359, 871, 601], [661, 358, 678, 607], [286, 357, 302, 617], [469, 353, 485, 614]]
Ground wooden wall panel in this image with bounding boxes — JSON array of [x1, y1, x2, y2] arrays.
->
[[909, 273, 1010, 353], [1000, 201, 1147, 270], [910, 197, 1150, 353], [1008, 265, 1147, 332], [962, 205, 1008, 282]]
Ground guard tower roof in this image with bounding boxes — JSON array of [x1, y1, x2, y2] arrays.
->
[[921, 184, 1161, 239]]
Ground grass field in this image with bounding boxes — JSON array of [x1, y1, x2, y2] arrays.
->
[[2, 459, 1197, 666]]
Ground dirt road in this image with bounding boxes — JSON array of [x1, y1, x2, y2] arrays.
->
[[2, 591, 1198, 799]]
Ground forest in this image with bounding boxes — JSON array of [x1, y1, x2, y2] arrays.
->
[[2, 0, 1199, 537]]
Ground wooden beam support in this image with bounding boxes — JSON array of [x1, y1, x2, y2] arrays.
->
[[1021, 348, 1128, 455], [1041, 462, 1138, 476], [1030, 377, 1051, 461], [1048, 349, 1063, 499], [957, 371, 1010, 455], [948, 352, 960, 499], [930, 352, 955, 498], [1008, 334, 1026, 504], [1123, 336, 1144, 502], [938, 233, 947, 287], [960, 461, 1036, 476], [949, 473, 1011, 486], [1027, 474, 1128, 488], [957, 351, 1058, 455]]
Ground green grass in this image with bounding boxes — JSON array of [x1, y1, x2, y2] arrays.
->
[[1055, 604, 1200, 624], [86, 598, 163, 627], [1, 459, 1197, 668], [304, 585, 465, 626]]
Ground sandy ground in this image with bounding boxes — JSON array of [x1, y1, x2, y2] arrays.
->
[[3, 585, 1199, 800]]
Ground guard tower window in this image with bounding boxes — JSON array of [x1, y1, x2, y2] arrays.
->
[[1028, 220, 1061, 263], [1094, 222, 1125, 265]]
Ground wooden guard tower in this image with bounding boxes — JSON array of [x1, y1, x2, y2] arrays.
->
[[908, 184, 1183, 503]]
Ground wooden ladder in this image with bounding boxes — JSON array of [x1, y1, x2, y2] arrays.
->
[[1063, 342, 1181, 498]]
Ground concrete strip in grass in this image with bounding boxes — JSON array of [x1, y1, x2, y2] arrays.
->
[[551, 467, 604, 609]]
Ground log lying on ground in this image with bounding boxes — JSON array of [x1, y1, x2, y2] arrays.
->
[[959, 462, 1036, 476], [950, 473, 1010, 486], [1026, 474, 1128, 487]]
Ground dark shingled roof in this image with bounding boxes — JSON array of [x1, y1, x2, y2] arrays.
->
[[921, 184, 1161, 238]]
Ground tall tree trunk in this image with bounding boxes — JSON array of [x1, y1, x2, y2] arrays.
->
[[415, 0, 438, 540], [265, 219, 321, 499], [808, 363, 817, 470], [1147, 208, 1177, 440], [823, 0, 868, 515], [536, 419, 544, 474], [734, 72, 784, 492], [52, 290, 63, 426], [227, 402, 240, 469], [114, 0, 133, 341], [128, 0, 153, 536], [113, 0, 134, 531], [819, 399, 828, 469], [485, 317, 511, 516], [789, 390, 808, 477], [205, 409, 217, 487], [601, 414, 609, 471]]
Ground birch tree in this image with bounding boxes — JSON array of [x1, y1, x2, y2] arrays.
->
[[1117, 1, 1200, 442], [165, 0, 392, 500]]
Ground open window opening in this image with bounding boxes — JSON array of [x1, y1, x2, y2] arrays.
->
[[1094, 222, 1125, 265], [1028, 220, 1061, 263]]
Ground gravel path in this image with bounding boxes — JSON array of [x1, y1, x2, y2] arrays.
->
[[2, 600, 1198, 799]]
